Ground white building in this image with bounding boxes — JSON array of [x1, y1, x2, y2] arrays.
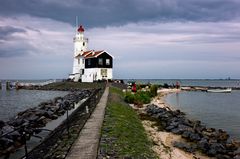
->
[[69, 25, 113, 82]]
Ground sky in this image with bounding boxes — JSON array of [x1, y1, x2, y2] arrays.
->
[[1, 0, 240, 79]]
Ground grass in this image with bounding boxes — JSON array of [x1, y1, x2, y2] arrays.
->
[[100, 86, 157, 158], [41, 81, 105, 90]]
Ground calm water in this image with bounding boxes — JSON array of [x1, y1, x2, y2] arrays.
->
[[125, 79, 240, 88], [165, 90, 240, 140], [126, 79, 240, 140], [0, 89, 68, 121]]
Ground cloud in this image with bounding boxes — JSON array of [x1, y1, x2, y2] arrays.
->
[[0, 15, 74, 58], [0, 26, 26, 41], [1, 0, 240, 79], [1, 0, 240, 28]]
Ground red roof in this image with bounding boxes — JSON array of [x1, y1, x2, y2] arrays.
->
[[82, 50, 93, 57], [75, 50, 111, 58], [85, 50, 104, 58], [77, 25, 84, 32]]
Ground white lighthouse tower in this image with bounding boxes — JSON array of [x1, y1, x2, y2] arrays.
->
[[69, 25, 88, 81]]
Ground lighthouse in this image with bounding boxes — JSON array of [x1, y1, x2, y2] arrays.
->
[[69, 25, 88, 81], [69, 25, 113, 82]]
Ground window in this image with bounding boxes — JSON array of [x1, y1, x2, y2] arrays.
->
[[83, 42, 85, 46], [88, 59, 91, 65], [101, 69, 107, 76], [82, 59, 84, 64], [98, 58, 103, 65], [78, 58, 80, 64], [80, 69, 84, 75], [106, 59, 110, 65]]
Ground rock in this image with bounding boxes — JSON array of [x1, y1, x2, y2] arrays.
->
[[0, 137, 14, 148], [181, 130, 201, 141], [7, 118, 24, 127], [0, 120, 5, 128], [54, 97, 63, 104], [216, 154, 232, 159], [165, 125, 176, 131], [170, 128, 182, 134], [210, 143, 226, 154], [27, 114, 39, 122], [42, 110, 54, 118], [217, 129, 229, 141], [207, 148, 217, 156], [234, 147, 240, 155], [234, 155, 240, 159], [189, 133, 201, 142], [1, 125, 14, 135], [173, 141, 196, 153], [197, 137, 209, 152], [226, 140, 239, 151]]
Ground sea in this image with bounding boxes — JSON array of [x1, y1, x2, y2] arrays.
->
[[0, 79, 68, 121], [127, 79, 240, 140], [0, 80, 69, 158]]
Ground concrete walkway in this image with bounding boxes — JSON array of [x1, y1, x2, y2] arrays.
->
[[66, 87, 109, 159]]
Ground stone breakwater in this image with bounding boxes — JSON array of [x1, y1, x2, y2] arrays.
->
[[0, 89, 92, 157], [145, 104, 240, 159]]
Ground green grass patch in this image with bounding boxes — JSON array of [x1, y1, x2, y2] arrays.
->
[[109, 86, 124, 97], [100, 86, 157, 158], [41, 81, 105, 90]]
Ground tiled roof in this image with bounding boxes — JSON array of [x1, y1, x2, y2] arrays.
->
[[82, 50, 93, 57], [75, 50, 112, 58], [85, 50, 104, 58]]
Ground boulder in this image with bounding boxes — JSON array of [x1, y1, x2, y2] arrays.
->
[[0, 120, 5, 128], [216, 154, 232, 159], [197, 137, 209, 152], [181, 130, 201, 141], [172, 141, 196, 153], [234, 147, 240, 155], [234, 155, 240, 159], [1, 125, 14, 135], [165, 125, 176, 131], [0, 137, 14, 148]]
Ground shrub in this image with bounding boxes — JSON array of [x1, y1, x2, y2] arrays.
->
[[124, 92, 135, 104], [125, 91, 152, 105], [134, 91, 151, 104], [150, 85, 158, 97], [136, 84, 141, 90]]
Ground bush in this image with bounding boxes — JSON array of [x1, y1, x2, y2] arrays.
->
[[124, 92, 135, 104], [125, 91, 152, 105], [134, 91, 151, 104], [150, 85, 158, 97]]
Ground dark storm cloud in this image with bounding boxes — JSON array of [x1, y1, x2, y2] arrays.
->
[[0, 26, 28, 57], [0, 0, 240, 27], [0, 26, 26, 40]]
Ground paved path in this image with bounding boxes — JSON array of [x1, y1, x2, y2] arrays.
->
[[66, 87, 109, 159]]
